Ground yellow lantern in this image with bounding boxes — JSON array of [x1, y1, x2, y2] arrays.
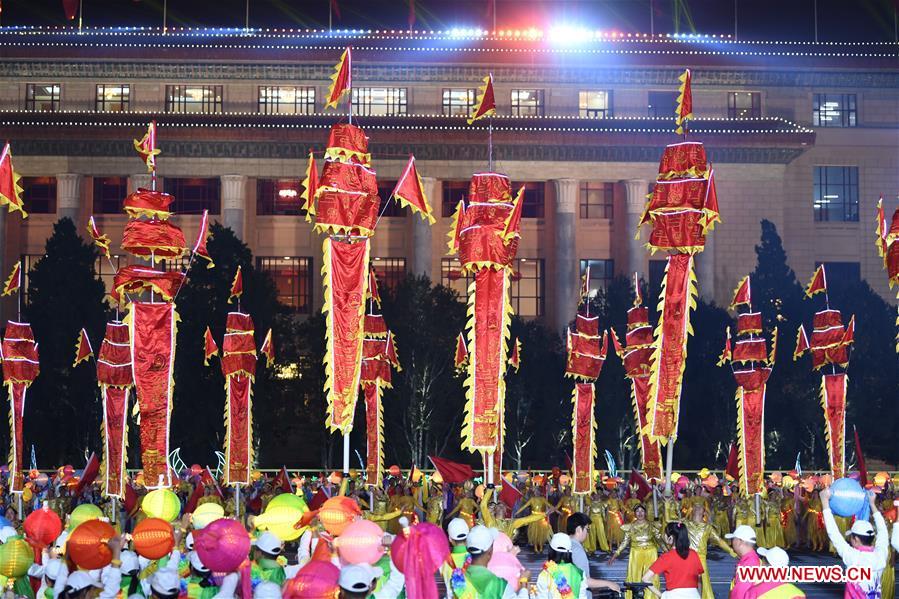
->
[[253, 504, 307, 542], [670, 472, 681, 483], [431, 471, 443, 484], [191, 503, 224, 530], [874, 472, 889, 487], [268, 493, 308, 513], [697, 468, 710, 479], [142, 489, 181, 522], [68, 504, 103, 531], [0, 537, 34, 578]]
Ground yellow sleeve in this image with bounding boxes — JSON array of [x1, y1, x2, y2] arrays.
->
[[480, 489, 496, 527], [367, 509, 402, 523]]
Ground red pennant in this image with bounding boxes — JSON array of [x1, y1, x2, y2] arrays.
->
[[193, 209, 214, 269], [273, 466, 293, 494], [725, 443, 739, 480], [324, 48, 352, 109], [805, 265, 827, 298], [675, 69, 693, 134], [467, 74, 496, 124], [260, 329, 275, 367], [184, 482, 204, 514], [0, 144, 25, 218], [428, 456, 475, 484], [2, 261, 20, 296], [853, 427, 867, 487], [497, 475, 522, 509], [73, 328, 93, 367], [301, 151, 318, 223], [132, 121, 160, 173], [625, 470, 652, 500], [729, 276, 751, 311], [368, 268, 381, 307], [453, 333, 468, 372], [74, 453, 99, 495], [308, 488, 328, 511], [229, 267, 243, 303], [390, 155, 435, 223], [203, 326, 218, 366]]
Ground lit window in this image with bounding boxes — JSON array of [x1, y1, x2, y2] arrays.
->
[[257, 179, 304, 216], [511, 89, 544, 116], [510, 258, 544, 317], [813, 166, 859, 222], [512, 182, 545, 218], [579, 182, 613, 219], [579, 91, 611, 118], [95, 84, 130, 112], [96, 255, 126, 298], [371, 258, 406, 293], [647, 90, 677, 118], [257, 257, 313, 313], [352, 88, 407, 116], [376, 181, 407, 218], [579, 259, 614, 298], [442, 88, 476, 116], [258, 86, 315, 115], [727, 92, 761, 119], [25, 84, 60, 111], [165, 85, 223, 113], [441, 181, 469, 218], [93, 176, 128, 214], [813, 93, 857, 127], [19, 254, 43, 306], [20, 177, 57, 214], [441, 257, 472, 300], [163, 178, 221, 214]]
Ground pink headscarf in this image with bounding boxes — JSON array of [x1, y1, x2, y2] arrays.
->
[[391, 522, 449, 599]]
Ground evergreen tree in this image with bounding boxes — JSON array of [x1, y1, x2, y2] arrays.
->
[[22, 218, 108, 464]]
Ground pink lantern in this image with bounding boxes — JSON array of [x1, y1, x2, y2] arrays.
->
[[489, 551, 523, 592], [335, 519, 384, 565], [195, 518, 251, 573], [284, 561, 340, 599]]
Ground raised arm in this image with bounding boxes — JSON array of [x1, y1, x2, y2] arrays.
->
[[820, 489, 852, 560], [709, 526, 738, 557], [480, 489, 496, 527], [514, 498, 534, 517]]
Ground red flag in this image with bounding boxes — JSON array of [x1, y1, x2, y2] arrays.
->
[[87, 217, 111, 259], [805, 265, 827, 298], [793, 325, 810, 360], [203, 326, 218, 366], [308, 488, 328, 511], [229, 266, 243, 303], [324, 48, 352, 109], [2, 261, 21, 296], [301, 151, 318, 223], [500, 186, 525, 244], [842, 315, 855, 345], [0, 144, 25, 218], [72, 328, 93, 367], [260, 328, 275, 367], [729, 276, 751, 311], [725, 443, 739, 480], [625, 470, 652, 500], [717, 326, 732, 367], [428, 456, 475, 484], [508, 338, 521, 372], [62, 0, 79, 20], [391, 155, 435, 224], [675, 68, 693, 135], [183, 482, 204, 514], [193, 209, 214, 269], [579, 265, 591, 300], [202, 467, 224, 498], [74, 453, 99, 494], [133, 121, 160, 173], [368, 269, 381, 308], [273, 466, 293, 494], [123, 482, 139, 516], [467, 74, 496, 124], [853, 426, 867, 487], [497, 475, 522, 509], [454, 333, 468, 372]]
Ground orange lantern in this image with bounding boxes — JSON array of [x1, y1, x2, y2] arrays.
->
[[132, 518, 175, 560], [769, 471, 783, 485], [875, 472, 890, 487], [24, 507, 62, 548], [474, 484, 485, 499], [328, 472, 343, 485], [388, 465, 401, 478], [318, 497, 361, 536], [67, 520, 115, 570]]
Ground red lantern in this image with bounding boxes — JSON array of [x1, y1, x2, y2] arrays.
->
[[67, 520, 115, 570], [318, 497, 361, 536], [388, 465, 401, 478], [132, 518, 175, 560], [190, 464, 203, 477], [24, 507, 62, 548]]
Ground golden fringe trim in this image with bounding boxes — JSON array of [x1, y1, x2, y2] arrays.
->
[[446, 200, 464, 255], [324, 48, 351, 110], [656, 166, 710, 181], [123, 206, 171, 221], [644, 256, 697, 445], [0, 167, 27, 219], [364, 384, 385, 487], [644, 242, 709, 256], [467, 75, 496, 125], [628, 379, 648, 475], [734, 386, 767, 498], [323, 147, 372, 167], [570, 384, 597, 496], [819, 374, 847, 478], [313, 222, 374, 239], [125, 246, 189, 263], [301, 152, 316, 223], [223, 375, 254, 487], [499, 186, 525, 244], [674, 69, 693, 135]]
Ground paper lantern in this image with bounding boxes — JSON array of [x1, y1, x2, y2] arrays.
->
[[67, 520, 115, 570], [267, 493, 308, 512], [253, 505, 307, 542], [770, 471, 783, 484], [190, 464, 203, 477], [782, 475, 796, 489], [132, 518, 175, 560], [702, 474, 719, 489], [388, 465, 401, 478], [327, 472, 343, 485], [283, 561, 339, 599], [195, 518, 251, 573], [335, 519, 384, 565], [488, 550, 523, 592], [24, 508, 62, 547], [431, 471, 443, 484], [143, 489, 181, 522], [474, 484, 485, 499], [318, 497, 361, 536], [191, 503, 225, 530], [874, 472, 889, 487], [829, 477, 866, 518], [0, 537, 33, 578], [67, 504, 103, 531]]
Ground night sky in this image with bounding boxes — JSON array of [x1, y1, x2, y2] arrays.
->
[[0, 0, 897, 42]]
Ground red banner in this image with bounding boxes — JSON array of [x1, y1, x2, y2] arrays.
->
[[2, 321, 38, 494], [130, 302, 176, 489], [7, 383, 26, 493], [225, 375, 252, 486], [364, 384, 383, 486], [571, 383, 596, 495], [102, 386, 129, 498], [323, 238, 370, 434], [632, 376, 663, 480], [482, 406, 503, 481], [821, 373, 847, 479], [736, 384, 767, 496], [646, 254, 696, 443], [461, 268, 510, 452]]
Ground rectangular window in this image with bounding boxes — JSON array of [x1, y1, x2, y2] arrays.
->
[[20, 177, 57, 214], [441, 181, 469, 218], [19, 254, 43, 306], [442, 88, 476, 116], [256, 178, 303, 216], [25, 84, 60, 111], [351, 87, 407, 116], [371, 258, 406, 293], [95, 84, 130, 112], [579, 181, 613, 219], [579, 91, 611, 118], [165, 85, 223, 113], [511, 89, 544, 116], [727, 91, 761, 119], [257, 257, 313, 313], [376, 181, 407, 218], [163, 177, 221, 214], [96, 254, 125, 298], [813, 93, 857, 127], [512, 182, 545, 219], [579, 259, 614, 299], [93, 176, 128, 214], [258, 86, 315, 115], [440, 257, 473, 300], [813, 166, 859, 222], [510, 258, 544, 317], [648, 90, 677, 118]]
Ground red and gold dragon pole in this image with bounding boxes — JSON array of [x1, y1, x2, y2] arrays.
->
[[96, 322, 133, 498], [611, 276, 662, 481], [793, 265, 854, 479], [718, 276, 777, 497]]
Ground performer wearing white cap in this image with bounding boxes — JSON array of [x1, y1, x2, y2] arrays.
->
[[338, 564, 385, 599], [448, 525, 530, 598], [441, 518, 471, 599], [750, 547, 805, 598], [821, 487, 888, 599], [251, 532, 286, 585], [533, 533, 591, 599], [726, 524, 760, 599]]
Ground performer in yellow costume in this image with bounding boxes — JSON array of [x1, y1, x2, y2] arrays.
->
[[712, 493, 732, 537], [608, 504, 662, 599], [764, 491, 785, 549], [780, 488, 799, 548], [446, 491, 479, 529], [734, 496, 766, 547], [425, 491, 444, 525], [684, 498, 736, 599], [364, 492, 402, 531], [606, 491, 626, 548], [583, 492, 610, 553], [555, 492, 579, 534], [479, 488, 543, 541], [515, 488, 555, 553], [805, 492, 826, 552], [387, 491, 420, 534]]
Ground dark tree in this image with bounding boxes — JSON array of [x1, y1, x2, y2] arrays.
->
[[22, 218, 108, 465]]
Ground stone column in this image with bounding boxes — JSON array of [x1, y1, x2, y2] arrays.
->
[[624, 179, 649, 282], [56, 173, 82, 222], [410, 177, 438, 279], [221, 175, 248, 240], [552, 179, 578, 335], [697, 233, 716, 301], [130, 173, 152, 192]]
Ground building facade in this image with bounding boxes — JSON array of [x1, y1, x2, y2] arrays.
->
[[0, 29, 896, 334]]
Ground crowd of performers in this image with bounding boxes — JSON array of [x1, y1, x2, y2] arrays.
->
[[0, 466, 892, 599]]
